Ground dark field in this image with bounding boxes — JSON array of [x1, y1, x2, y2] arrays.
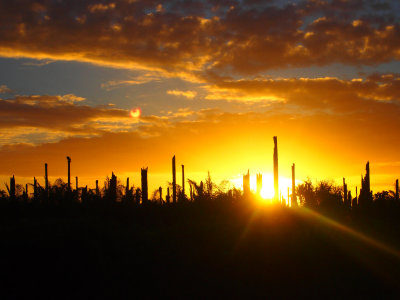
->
[[1, 203, 400, 299]]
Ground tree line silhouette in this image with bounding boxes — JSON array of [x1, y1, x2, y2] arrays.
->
[[2, 138, 400, 298], [1, 158, 399, 218]]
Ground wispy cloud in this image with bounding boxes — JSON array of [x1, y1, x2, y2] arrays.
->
[[88, 3, 116, 13], [167, 89, 197, 99], [22, 59, 55, 67], [59, 94, 86, 103], [101, 73, 161, 91], [0, 85, 12, 94]]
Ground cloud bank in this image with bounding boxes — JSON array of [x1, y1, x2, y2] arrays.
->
[[0, 0, 399, 78]]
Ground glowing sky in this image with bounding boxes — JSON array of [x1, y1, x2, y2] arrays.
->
[[1, 0, 400, 196]]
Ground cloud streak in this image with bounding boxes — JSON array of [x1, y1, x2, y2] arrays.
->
[[101, 73, 162, 90], [203, 73, 400, 110], [167, 89, 197, 99], [0, 94, 137, 145]]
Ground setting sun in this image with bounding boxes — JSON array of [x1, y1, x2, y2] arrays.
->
[[231, 173, 294, 203], [260, 186, 273, 201]]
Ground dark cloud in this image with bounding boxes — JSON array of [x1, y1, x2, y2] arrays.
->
[[0, 94, 131, 133], [204, 73, 400, 112], [0, 0, 399, 77], [370, 1, 391, 11]]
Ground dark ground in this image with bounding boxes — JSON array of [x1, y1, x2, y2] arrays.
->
[[1, 202, 400, 299]]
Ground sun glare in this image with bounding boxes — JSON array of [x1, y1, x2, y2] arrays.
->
[[231, 173, 294, 203], [130, 107, 141, 118], [260, 186, 273, 200]]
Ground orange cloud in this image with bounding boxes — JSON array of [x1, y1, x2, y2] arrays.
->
[[203, 74, 400, 112], [167, 89, 197, 99], [88, 3, 116, 13]]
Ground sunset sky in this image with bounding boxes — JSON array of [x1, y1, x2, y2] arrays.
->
[[1, 0, 400, 197]]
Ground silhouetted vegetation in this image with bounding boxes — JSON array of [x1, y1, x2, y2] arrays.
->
[[1, 155, 400, 298]]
